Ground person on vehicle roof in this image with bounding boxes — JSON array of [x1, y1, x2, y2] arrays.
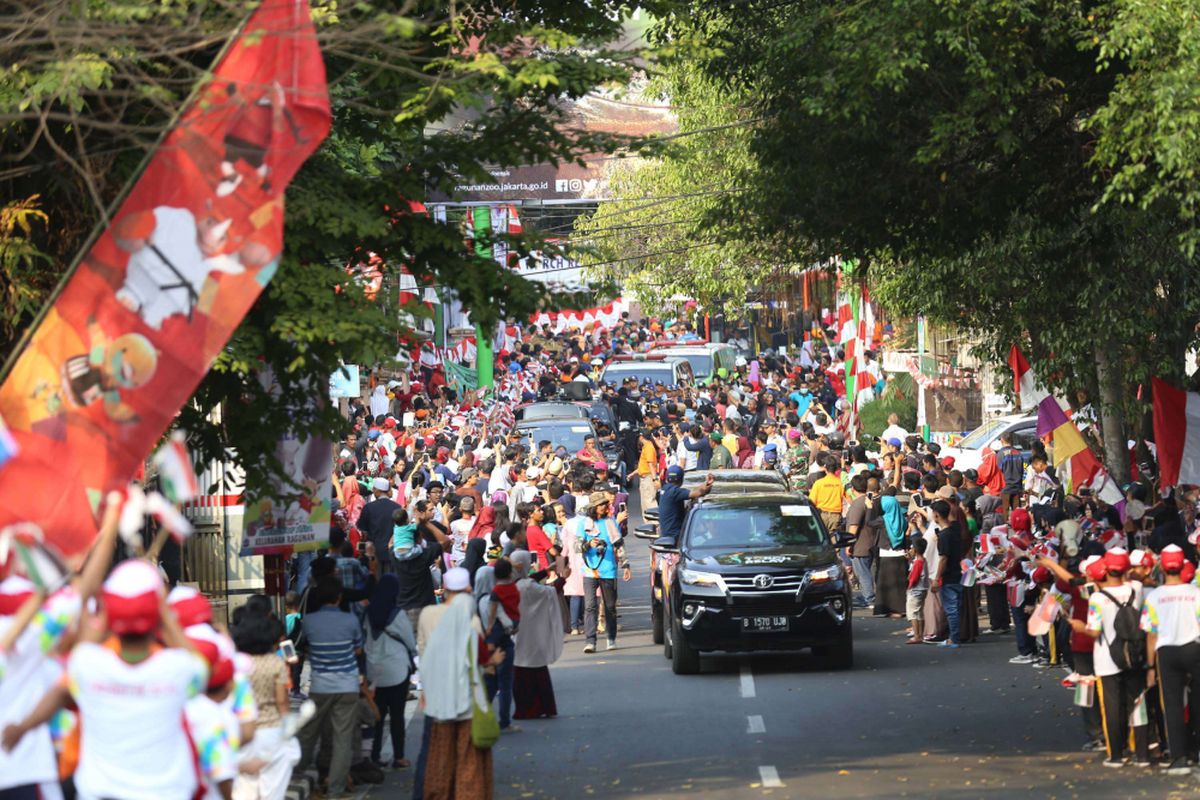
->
[[656, 466, 715, 543]]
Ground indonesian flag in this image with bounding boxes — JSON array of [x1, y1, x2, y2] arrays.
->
[[0, 0, 330, 556], [1008, 345, 1048, 409], [1152, 377, 1200, 488], [152, 432, 200, 504]]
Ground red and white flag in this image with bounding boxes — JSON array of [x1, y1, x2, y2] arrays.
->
[[1152, 377, 1200, 488], [1008, 345, 1048, 409], [152, 432, 200, 504]]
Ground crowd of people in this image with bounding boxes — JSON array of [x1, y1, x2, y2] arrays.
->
[[5, 310, 1200, 800]]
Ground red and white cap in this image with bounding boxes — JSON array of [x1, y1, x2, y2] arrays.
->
[[1103, 547, 1131, 575], [1160, 544, 1187, 573], [186, 623, 235, 689], [102, 560, 162, 635], [1129, 549, 1156, 570], [1098, 529, 1127, 551], [167, 586, 212, 628], [1081, 555, 1108, 582], [1009, 508, 1032, 533], [0, 575, 35, 616]]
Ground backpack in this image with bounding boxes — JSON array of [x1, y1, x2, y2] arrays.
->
[[1097, 588, 1147, 672], [999, 447, 1025, 488]]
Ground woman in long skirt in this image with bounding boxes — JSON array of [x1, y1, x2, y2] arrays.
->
[[419, 571, 495, 800], [510, 549, 566, 720], [873, 489, 909, 617]]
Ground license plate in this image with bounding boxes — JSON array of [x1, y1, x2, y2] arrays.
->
[[741, 616, 789, 632]]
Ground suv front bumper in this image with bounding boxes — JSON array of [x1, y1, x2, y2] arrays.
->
[[675, 588, 851, 652]]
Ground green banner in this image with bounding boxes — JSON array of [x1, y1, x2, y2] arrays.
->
[[445, 359, 478, 395]]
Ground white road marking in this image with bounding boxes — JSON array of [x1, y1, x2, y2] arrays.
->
[[739, 663, 756, 698], [758, 765, 784, 788], [747, 714, 765, 734]]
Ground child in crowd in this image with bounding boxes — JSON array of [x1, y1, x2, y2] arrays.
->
[[906, 535, 928, 645], [487, 558, 521, 635], [392, 507, 420, 558]]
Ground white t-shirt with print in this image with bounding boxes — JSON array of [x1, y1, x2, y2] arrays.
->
[[1140, 582, 1200, 650], [68, 642, 207, 800], [185, 693, 238, 800], [449, 517, 474, 565], [1086, 581, 1143, 678], [0, 589, 81, 790]]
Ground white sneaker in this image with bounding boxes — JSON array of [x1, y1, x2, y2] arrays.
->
[[1009, 654, 1035, 664], [607, 640, 617, 651], [583, 643, 596, 654]]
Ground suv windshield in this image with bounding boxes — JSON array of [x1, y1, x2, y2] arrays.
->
[[662, 352, 712, 376], [516, 421, 594, 453], [957, 418, 1009, 449], [685, 505, 825, 551], [519, 404, 586, 421], [601, 363, 677, 386]]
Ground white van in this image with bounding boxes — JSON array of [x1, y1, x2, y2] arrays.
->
[[938, 413, 1039, 472]]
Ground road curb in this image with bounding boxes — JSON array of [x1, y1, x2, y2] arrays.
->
[[285, 768, 319, 800]]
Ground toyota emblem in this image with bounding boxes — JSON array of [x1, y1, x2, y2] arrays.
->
[[752, 574, 774, 589]]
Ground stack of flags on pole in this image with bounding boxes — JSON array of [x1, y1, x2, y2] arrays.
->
[[1008, 345, 1122, 503], [836, 260, 876, 437]]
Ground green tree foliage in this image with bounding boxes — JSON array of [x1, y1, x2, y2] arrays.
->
[[0, 196, 51, 348], [572, 65, 806, 315], [0, 0, 655, 497], [644, 0, 1200, 481]]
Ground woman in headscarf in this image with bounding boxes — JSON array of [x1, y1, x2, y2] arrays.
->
[[873, 487, 909, 618], [341, 463, 365, 527], [468, 504, 497, 541], [363, 574, 417, 768], [417, 568, 497, 800], [462, 537, 487, 582], [510, 549, 566, 720], [473, 562, 516, 730], [735, 435, 755, 469], [369, 384, 390, 418], [975, 493, 1011, 634]]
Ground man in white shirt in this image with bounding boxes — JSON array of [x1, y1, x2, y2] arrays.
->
[[1141, 545, 1200, 774], [448, 496, 476, 566], [880, 413, 908, 445], [0, 495, 120, 799], [4, 560, 208, 800], [1071, 548, 1149, 768]]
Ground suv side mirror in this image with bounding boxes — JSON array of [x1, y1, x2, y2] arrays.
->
[[650, 535, 679, 553], [634, 524, 658, 540], [834, 531, 856, 548]]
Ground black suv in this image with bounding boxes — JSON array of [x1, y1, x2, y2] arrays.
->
[[657, 492, 853, 674]]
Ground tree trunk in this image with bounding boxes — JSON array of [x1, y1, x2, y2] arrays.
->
[[1095, 343, 1130, 486]]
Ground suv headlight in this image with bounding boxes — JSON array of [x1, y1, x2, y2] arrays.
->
[[679, 568, 728, 593], [808, 565, 842, 584]]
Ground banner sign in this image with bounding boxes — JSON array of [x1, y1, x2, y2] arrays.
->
[[529, 298, 627, 334], [329, 364, 361, 399], [241, 371, 332, 556], [0, 1, 331, 555], [445, 360, 479, 395]]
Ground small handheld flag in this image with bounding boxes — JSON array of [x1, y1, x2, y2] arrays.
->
[[152, 432, 200, 504]]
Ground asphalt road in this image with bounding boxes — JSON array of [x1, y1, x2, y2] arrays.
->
[[363, 494, 1197, 800]]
